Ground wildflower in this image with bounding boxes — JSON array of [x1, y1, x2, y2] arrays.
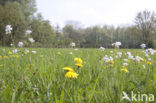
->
[[112, 41, 122, 48], [121, 66, 129, 73], [10, 44, 14, 47], [145, 48, 156, 55], [12, 49, 18, 54], [135, 56, 144, 63], [70, 42, 76, 47], [115, 56, 118, 58], [65, 71, 78, 78], [126, 52, 131, 56], [4, 56, 8, 59], [145, 53, 149, 57], [140, 44, 146, 49], [28, 38, 35, 43], [128, 55, 134, 60], [18, 42, 23, 47], [12, 55, 19, 58], [74, 58, 82, 64], [8, 51, 12, 55], [75, 63, 83, 67], [108, 60, 114, 64], [143, 65, 145, 69], [57, 52, 61, 55], [32, 51, 37, 54], [123, 63, 128, 66], [148, 58, 151, 61], [74, 48, 78, 51], [147, 61, 151, 65], [63, 67, 74, 72], [99, 46, 105, 51], [117, 52, 122, 57], [69, 52, 73, 55], [25, 50, 29, 54], [124, 59, 128, 62], [24, 52, 28, 55], [110, 51, 113, 53], [0, 56, 2, 60], [103, 56, 114, 64], [5, 25, 13, 34], [25, 30, 32, 36]]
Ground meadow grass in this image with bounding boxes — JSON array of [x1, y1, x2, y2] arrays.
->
[[0, 48, 156, 103]]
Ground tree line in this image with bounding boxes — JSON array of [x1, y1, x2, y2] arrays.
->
[[0, 0, 156, 48]]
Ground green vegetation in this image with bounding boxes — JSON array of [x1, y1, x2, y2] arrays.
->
[[0, 48, 156, 102], [0, 0, 156, 103]]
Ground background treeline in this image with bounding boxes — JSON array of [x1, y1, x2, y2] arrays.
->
[[0, 0, 156, 48]]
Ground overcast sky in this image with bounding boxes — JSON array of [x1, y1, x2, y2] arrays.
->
[[36, 0, 156, 27]]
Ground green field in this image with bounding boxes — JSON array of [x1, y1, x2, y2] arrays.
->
[[0, 48, 156, 103]]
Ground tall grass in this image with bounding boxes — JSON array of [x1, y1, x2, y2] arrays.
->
[[0, 48, 155, 103]]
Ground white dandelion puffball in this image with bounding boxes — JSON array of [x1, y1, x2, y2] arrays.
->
[[5, 25, 13, 34], [18, 41, 23, 47]]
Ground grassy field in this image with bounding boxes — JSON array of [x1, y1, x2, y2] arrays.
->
[[0, 48, 156, 103]]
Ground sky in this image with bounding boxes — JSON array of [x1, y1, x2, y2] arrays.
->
[[36, 0, 156, 28]]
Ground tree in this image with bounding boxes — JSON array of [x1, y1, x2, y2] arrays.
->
[[135, 10, 156, 46], [31, 14, 56, 47], [0, 2, 26, 45]]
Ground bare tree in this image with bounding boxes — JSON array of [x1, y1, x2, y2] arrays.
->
[[135, 10, 156, 44]]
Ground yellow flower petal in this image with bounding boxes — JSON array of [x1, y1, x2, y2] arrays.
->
[[75, 63, 83, 67], [65, 71, 78, 78], [63, 67, 74, 72]]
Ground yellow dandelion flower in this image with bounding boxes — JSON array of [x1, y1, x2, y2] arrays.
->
[[12, 55, 19, 58], [8, 51, 12, 55], [57, 52, 61, 55], [0, 64, 3, 67], [147, 61, 151, 65], [75, 63, 83, 67], [108, 60, 114, 64], [63, 67, 74, 71], [15, 55, 19, 58], [121, 67, 129, 73], [24, 52, 27, 55], [74, 58, 82, 64], [65, 71, 78, 78], [4, 56, 8, 59]]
